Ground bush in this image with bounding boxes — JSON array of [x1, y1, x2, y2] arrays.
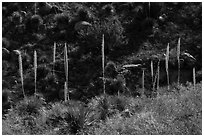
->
[[45, 100, 90, 134], [2, 95, 48, 135], [87, 94, 110, 121], [14, 95, 46, 117], [84, 111, 163, 135]]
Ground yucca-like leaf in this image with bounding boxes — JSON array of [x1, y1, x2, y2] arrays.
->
[[193, 67, 196, 89], [102, 34, 105, 94], [34, 50, 37, 95], [64, 43, 69, 100], [166, 43, 170, 90], [177, 38, 180, 85]]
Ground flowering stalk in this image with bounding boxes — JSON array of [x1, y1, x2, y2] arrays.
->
[[64, 43, 69, 100], [15, 50, 26, 98], [151, 60, 154, 87], [157, 60, 160, 90], [177, 38, 180, 86], [142, 68, 145, 96], [193, 67, 196, 89], [34, 50, 37, 95], [53, 42, 56, 74], [166, 43, 170, 90], [64, 82, 68, 102], [102, 34, 105, 94]]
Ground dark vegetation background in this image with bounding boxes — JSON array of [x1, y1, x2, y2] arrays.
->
[[2, 2, 202, 135]]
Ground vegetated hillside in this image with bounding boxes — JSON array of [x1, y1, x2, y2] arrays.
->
[[2, 2, 202, 135]]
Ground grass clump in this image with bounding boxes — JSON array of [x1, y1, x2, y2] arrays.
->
[[2, 95, 47, 135], [45, 100, 90, 134], [14, 95, 46, 117]]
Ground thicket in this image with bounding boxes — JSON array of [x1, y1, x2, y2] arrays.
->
[[2, 2, 201, 101]]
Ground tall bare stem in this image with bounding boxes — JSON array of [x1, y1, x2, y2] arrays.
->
[[53, 42, 56, 74], [166, 43, 170, 90], [177, 38, 181, 86], [64, 43, 69, 100], [193, 67, 196, 89], [17, 51, 26, 98], [157, 60, 160, 90], [142, 68, 145, 96], [102, 34, 105, 94], [151, 60, 154, 87], [34, 50, 37, 95]]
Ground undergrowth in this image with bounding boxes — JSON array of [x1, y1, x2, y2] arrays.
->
[[2, 82, 202, 135]]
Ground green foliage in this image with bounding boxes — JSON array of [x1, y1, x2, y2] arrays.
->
[[54, 13, 69, 29], [44, 100, 91, 134], [88, 94, 110, 121], [14, 95, 46, 117], [2, 95, 47, 135], [2, 2, 202, 101], [2, 89, 11, 116]]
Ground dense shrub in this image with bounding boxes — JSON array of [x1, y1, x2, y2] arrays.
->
[[44, 100, 90, 134], [14, 95, 46, 117]]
